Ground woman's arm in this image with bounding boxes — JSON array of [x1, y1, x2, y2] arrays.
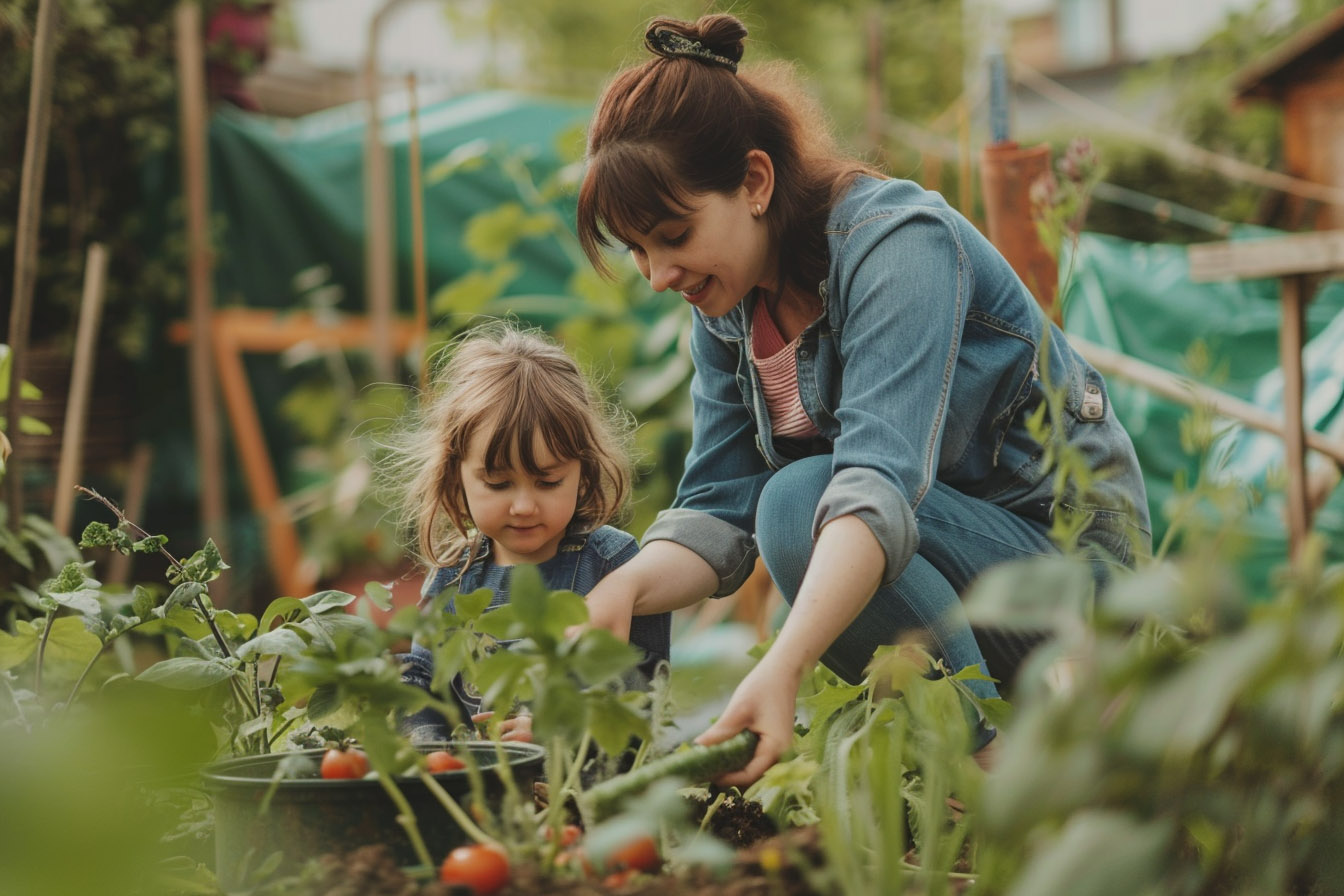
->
[[582, 539, 719, 640], [696, 514, 885, 785]]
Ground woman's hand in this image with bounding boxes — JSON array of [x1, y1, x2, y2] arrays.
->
[[696, 515, 887, 786], [694, 652, 803, 787], [577, 579, 636, 641], [471, 711, 533, 743], [567, 541, 718, 641]]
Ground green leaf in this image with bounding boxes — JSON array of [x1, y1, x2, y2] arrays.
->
[[454, 587, 495, 621], [963, 554, 1096, 631], [131, 585, 157, 618], [132, 534, 169, 554], [567, 629, 640, 686], [475, 648, 534, 709], [305, 683, 342, 720], [463, 204, 553, 261], [508, 565, 549, 634], [170, 539, 229, 585], [531, 674, 586, 744], [237, 626, 310, 662], [584, 692, 651, 757], [0, 620, 40, 670], [136, 656, 239, 690], [80, 521, 133, 553], [363, 581, 392, 612], [164, 581, 207, 612], [1005, 810, 1171, 896], [1123, 623, 1282, 760], [430, 263, 520, 317], [301, 590, 358, 614]]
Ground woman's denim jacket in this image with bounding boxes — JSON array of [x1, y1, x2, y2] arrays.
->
[[399, 525, 671, 742], [642, 175, 1151, 596]]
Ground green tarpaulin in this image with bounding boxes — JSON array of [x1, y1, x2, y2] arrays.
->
[[1063, 232, 1344, 591]]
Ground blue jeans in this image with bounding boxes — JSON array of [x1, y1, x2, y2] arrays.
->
[[756, 455, 1064, 702]]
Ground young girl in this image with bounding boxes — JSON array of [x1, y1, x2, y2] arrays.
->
[[574, 14, 1150, 783], [393, 323, 670, 744]]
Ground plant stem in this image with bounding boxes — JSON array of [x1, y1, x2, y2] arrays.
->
[[375, 773, 435, 869], [33, 609, 54, 696], [77, 486, 237, 660], [419, 769, 499, 847], [65, 639, 110, 706]]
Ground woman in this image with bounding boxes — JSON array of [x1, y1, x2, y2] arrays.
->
[[575, 13, 1150, 785]]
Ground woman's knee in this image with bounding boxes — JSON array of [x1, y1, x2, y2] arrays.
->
[[756, 456, 831, 600]]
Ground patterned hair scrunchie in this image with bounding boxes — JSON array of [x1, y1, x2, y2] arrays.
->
[[645, 27, 738, 73]]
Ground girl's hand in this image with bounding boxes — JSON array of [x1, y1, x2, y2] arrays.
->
[[471, 711, 534, 743], [693, 652, 802, 787]]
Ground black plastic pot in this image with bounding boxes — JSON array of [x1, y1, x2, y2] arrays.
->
[[202, 742, 545, 889]]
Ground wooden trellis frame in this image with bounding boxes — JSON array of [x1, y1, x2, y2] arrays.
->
[[1187, 229, 1344, 559]]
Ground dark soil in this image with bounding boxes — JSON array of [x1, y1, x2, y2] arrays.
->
[[260, 798, 831, 896]]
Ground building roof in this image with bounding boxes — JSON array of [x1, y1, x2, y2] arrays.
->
[[1235, 6, 1344, 100]]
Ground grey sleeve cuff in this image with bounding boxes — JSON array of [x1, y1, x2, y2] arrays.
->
[[814, 467, 919, 586], [641, 507, 759, 597]]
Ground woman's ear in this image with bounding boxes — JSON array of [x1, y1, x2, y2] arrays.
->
[[742, 149, 775, 211]]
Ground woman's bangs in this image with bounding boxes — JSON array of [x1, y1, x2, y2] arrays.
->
[[591, 147, 695, 248]]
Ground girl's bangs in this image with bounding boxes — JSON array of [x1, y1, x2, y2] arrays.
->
[[479, 392, 585, 477]]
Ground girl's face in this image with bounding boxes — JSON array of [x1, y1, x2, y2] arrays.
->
[[460, 427, 582, 566], [623, 152, 775, 317]]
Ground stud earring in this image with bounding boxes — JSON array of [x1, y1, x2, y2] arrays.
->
[[753, 203, 763, 217]]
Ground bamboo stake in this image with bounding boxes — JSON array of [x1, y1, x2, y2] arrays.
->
[[364, 1, 409, 383], [406, 72, 430, 387], [52, 243, 109, 536], [107, 443, 154, 584], [1070, 335, 1344, 467], [175, 1, 229, 564], [6, 0, 59, 528], [1279, 275, 1309, 557]]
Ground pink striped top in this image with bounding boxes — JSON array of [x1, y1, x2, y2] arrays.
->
[[751, 298, 821, 439]]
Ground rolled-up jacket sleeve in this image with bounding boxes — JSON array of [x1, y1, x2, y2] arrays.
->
[[641, 313, 771, 596], [813, 466, 919, 584]]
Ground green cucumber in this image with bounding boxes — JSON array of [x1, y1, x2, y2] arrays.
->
[[583, 730, 760, 823]]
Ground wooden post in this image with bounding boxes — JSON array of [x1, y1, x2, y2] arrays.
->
[[52, 243, 109, 535], [6, 0, 58, 526], [363, 0, 411, 384], [167, 309, 420, 597], [406, 73, 429, 387], [1188, 229, 1344, 560], [980, 141, 1058, 320], [1279, 274, 1309, 555], [175, 1, 230, 565]]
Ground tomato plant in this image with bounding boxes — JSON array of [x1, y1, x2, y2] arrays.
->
[[320, 747, 369, 779], [425, 750, 466, 773], [439, 844, 510, 894]]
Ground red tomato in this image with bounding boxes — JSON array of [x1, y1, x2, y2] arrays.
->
[[607, 834, 659, 873], [554, 847, 595, 878], [545, 823, 583, 847], [603, 868, 637, 889], [425, 750, 466, 773], [439, 844, 510, 894], [319, 747, 368, 780]]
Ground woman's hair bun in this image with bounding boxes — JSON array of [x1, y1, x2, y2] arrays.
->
[[644, 14, 747, 72]]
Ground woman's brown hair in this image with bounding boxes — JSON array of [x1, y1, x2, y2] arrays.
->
[[385, 322, 634, 571], [577, 13, 875, 297]]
